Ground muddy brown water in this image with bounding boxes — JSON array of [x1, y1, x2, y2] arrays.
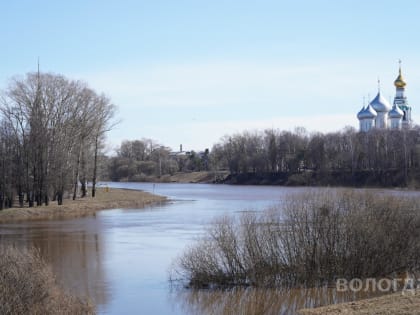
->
[[0, 183, 416, 314]]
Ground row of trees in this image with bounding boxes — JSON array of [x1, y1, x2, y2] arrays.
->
[[211, 126, 420, 185], [107, 139, 209, 181], [105, 126, 420, 186], [0, 72, 115, 208]]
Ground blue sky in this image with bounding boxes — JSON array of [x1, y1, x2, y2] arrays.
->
[[1, 0, 420, 151]]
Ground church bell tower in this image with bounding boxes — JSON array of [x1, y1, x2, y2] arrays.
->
[[393, 60, 412, 128]]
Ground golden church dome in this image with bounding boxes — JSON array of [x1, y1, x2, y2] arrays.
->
[[394, 66, 406, 88]]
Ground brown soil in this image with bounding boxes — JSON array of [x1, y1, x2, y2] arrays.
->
[[0, 188, 166, 223], [164, 171, 227, 183], [299, 290, 420, 315]]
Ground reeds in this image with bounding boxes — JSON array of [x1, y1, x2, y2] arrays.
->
[[0, 246, 94, 315]]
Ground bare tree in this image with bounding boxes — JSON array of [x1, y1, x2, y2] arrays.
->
[[0, 71, 116, 207]]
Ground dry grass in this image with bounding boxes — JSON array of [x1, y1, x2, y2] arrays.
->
[[145, 171, 227, 183], [167, 171, 228, 183], [0, 246, 94, 315], [0, 188, 166, 223], [299, 290, 420, 315]]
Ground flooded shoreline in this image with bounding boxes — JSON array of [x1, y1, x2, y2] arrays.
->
[[0, 188, 165, 223], [172, 287, 385, 315], [0, 183, 417, 314]]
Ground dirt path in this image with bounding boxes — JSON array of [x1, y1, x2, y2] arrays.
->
[[0, 188, 166, 223]]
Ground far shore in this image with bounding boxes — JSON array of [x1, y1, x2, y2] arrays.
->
[[0, 188, 166, 224], [118, 171, 228, 183], [117, 170, 420, 189]]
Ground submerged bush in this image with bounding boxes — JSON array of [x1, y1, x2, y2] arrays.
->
[[173, 190, 420, 288], [0, 246, 94, 315]]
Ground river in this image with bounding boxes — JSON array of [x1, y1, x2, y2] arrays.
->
[[0, 183, 407, 314]]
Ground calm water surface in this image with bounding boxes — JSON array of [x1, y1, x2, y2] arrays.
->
[[0, 183, 412, 314]]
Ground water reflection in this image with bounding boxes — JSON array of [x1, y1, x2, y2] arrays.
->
[[0, 183, 415, 314], [0, 220, 109, 306], [172, 287, 383, 315]]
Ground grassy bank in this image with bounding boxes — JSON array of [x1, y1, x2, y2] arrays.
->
[[115, 171, 229, 183], [0, 246, 94, 315], [0, 188, 166, 223], [159, 171, 227, 183]]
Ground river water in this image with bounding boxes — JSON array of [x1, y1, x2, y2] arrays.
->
[[0, 183, 409, 314]]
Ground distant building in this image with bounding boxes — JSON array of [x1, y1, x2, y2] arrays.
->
[[169, 144, 191, 157], [357, 62, 413, 132]]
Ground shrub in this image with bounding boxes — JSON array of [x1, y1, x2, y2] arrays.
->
[[0, 246, 94, 315], [173, 189, 420, 288]]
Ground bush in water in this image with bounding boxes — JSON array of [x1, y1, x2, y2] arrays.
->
[[172, 189, 420, 288]]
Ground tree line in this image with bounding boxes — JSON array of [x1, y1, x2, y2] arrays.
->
[[210, 126, 420, 186], [107, 139, 209, 181], [0, 72, 115, 209], [105, 125, 420, 187]]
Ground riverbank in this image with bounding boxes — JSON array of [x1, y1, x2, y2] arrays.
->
[[115, 171, 229, 184], [223, 170, 420, 188], [158, 171, 219, 183], [112, 169, 420, 188], [0, 188, 166, 223], [300, 290, 420, 315]]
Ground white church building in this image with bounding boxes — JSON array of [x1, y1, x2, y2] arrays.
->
[[357, 63, 413, 132]]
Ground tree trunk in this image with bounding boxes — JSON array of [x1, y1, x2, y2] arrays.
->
[[73, 146, 81, 200], [57, 191, 63, 205], [36, 192, 42, 206], [91, 135, 99, 198], [80, 148, 87, 197], [18, 188, 24, 208], [81, 181, 87, 197], [28, 192, 34, 207], [7, 194, 13, 208]]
